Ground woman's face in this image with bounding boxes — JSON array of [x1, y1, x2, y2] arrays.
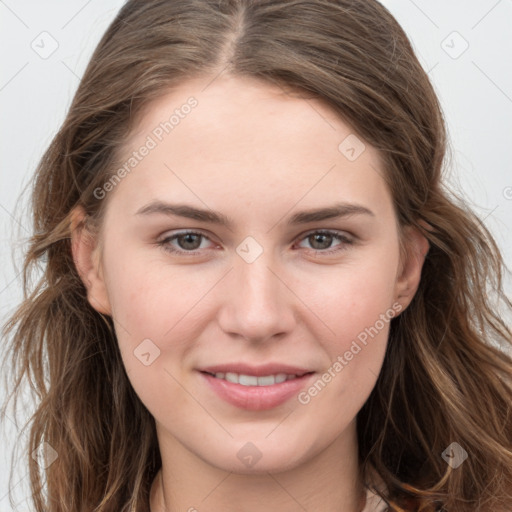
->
[[73, 74, 427, 473]]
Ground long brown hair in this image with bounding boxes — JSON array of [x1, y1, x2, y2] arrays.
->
[[2, 1, 511, 511]]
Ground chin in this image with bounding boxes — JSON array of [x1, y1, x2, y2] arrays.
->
[[200, 439, 310, 475]]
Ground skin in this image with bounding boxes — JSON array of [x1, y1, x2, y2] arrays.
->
[[71, 74, 428, 512]]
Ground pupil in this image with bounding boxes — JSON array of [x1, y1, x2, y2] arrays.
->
[[311, 233, 332, 250], [180, 234, 201, 250]]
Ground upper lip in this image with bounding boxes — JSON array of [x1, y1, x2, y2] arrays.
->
[[198, 363, 314, 377]]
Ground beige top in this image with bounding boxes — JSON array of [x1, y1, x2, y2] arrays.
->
[[361, 465, 389, 512], [362, 488, 388, 512]]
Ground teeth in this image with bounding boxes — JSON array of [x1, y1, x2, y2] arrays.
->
[[213, 372, 298, 386], [257, 375, 276, 386], [225, 372, 238, 383], [239, 374, 258, 386]]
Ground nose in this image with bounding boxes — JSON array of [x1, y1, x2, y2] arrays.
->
[[216, 250, 297, 343]]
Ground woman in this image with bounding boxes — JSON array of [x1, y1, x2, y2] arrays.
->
[[2, 1, 511, 511]]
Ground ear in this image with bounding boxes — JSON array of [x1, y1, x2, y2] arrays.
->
[[394, 223, 430, 312], [70, 206, 112, 316]]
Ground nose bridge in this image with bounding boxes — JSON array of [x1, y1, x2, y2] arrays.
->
[[217, 244, 296, 341], [237, 252, 280, 305]]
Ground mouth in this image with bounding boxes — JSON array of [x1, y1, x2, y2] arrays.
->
[[198, 368, 316, 411], [200, 370, 314, 386]]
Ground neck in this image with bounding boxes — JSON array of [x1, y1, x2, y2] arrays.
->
[[150, 419, 366, 512]]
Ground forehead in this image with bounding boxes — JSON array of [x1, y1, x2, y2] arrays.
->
[[128, 74, 368, 161], [109, 74, 394, 224]]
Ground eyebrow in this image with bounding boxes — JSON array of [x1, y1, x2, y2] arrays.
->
[[135, 200, 375, 228]]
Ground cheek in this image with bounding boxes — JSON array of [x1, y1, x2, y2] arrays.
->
[[103, 258, 199, 416], [104, 248, 207, 336], [102, 250, 223, 403], [296, 250, 400, 403], [301, 251, 399, 340]]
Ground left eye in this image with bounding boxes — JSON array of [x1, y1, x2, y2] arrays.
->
[[157, 230, 353, 255], [296, 230, 353, 253]]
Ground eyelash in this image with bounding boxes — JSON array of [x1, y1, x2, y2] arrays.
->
[[156, 229, 354, 257]]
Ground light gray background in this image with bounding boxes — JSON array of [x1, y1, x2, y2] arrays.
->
[[1, 1, 511, 510]]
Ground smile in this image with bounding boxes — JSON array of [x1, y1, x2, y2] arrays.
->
[[199, 370, 316, 410], [204, 371, 301, 386]]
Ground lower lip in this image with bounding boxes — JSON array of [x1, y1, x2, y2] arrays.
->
[[199, 371, 315, 411]]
